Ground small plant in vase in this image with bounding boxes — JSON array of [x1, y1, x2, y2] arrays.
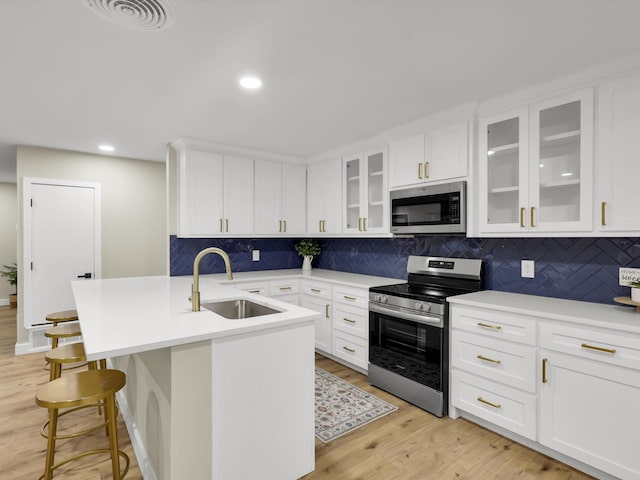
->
[[630, 280, 640, 303], [295, 239, 321, 273], [0, 263, 17, 308]]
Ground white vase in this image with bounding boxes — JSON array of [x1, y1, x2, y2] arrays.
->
[[302, 255, 313, 274], [632, 287, 640, 303]]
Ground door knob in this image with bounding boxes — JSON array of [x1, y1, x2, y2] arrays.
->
[[77, 272, 92, 279]]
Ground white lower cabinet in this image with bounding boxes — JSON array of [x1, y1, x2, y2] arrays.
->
[[301, 281, 333, 353], [451, 298, 640, 480], [332, 285, 369, 371]]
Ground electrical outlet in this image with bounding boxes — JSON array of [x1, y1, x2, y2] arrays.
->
[[252, 250, 260, 262], [521, 260, 535, 278], [619, 267, 640, 286]]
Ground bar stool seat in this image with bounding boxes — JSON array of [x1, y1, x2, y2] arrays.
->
[[45, 309, 79, 326], [36, 369, 129, 480], [45, 323, 82, 349]]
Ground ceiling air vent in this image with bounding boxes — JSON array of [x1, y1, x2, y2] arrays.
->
[[83, 0, 175, 31]]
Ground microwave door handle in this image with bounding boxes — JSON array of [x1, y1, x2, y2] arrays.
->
[[369, 302, 443, 327]]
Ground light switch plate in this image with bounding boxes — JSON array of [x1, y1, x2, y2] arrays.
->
[[521, 260, 535, 278], [252, 250, 260, 262], [619, 267, 640, 286]]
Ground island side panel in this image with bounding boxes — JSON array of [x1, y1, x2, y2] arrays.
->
[[211, 322, 315, 480], [171, 341, 214, 479]]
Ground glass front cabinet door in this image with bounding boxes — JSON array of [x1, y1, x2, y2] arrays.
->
[[343, 148, 388, 234], [479, 89, 593, 234]]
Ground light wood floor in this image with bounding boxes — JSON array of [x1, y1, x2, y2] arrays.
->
[[1, 306, 593, 479]]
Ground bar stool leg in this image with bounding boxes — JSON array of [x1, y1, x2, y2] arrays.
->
[[44, 408, 59, 480], [105, 395, 121, 480]]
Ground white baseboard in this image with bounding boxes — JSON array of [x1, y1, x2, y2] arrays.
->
[[0, 298, 8, 306], [14, 342, 44, 355]]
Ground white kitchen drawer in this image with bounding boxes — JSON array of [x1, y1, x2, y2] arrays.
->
[[451, 330, 537, 393], [451, 305, 537, 346], [269, 279, 300, 296], [332, 330, 368, 371], [332, 285, 368, 308], [228, 282, 268, 296], [333, 303, 368, 339], [451, 369, 536, 440], [540, 322, 640, 371], [301, 280, 332, 299], [275, 293, 299, 306]]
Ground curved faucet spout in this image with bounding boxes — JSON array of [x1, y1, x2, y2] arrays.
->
[[192, 247, 233, 312]]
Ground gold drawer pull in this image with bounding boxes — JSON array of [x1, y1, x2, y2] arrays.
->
[[477, 354, 501, 365], [343, 346, 356, 353], [581, 343, 616, 354], [477, 397, 501, 409], [542, 358, 548, 384], [343, 295, 357, 301], [325, 304, 330, 319], [343, 317, 356, 324], [310, 288, 321, 293], [248, 290, 261, 294], [279, 286, 292, 291], [477, 322, 502, 330]]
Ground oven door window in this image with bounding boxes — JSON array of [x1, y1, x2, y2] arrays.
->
[[391, 192, 459, 227], [370, 310, 443, 390]]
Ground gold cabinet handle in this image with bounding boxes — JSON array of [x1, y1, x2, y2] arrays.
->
[[278, 220, 282, 232], [542, 357, 548, 383], [418, 162, 423, 179], [325, 304, 330, 319], [279, 286, 292, 291], [310, 288, 321, 293], [477, 354, 501, 364], [530, 206, 535, 228], [343, 346, 356, 353], [363, 217, 367, 231], [424, 161, 429, 179], [343, 295, 357, 301], [219, 218, 224, 232], [343, 317, 356, 324], [477, 397, 501, 409], [319, 220, 322, 232], [601, 202, 606, 226], [283, 220, 286, 232], [225, 218, 229, 232], [358, 217, 362, 231], [477, 322, 501, 330], [520, 207, 525, 228], [581, 343, 616, 354]]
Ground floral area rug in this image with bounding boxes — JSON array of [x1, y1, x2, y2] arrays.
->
[[315, 367, 398, 443]]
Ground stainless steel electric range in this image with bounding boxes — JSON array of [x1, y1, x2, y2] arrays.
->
[[368, 255, 484, 417]]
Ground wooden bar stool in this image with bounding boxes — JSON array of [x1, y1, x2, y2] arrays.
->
[[36, 369, 129, 480], [45, 323, 82, 349], [45, 309, 79, 327]]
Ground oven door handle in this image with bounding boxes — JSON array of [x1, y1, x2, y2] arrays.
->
[[369, 303, 443, 327]]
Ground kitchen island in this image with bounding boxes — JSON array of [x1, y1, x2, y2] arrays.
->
[[72, 274, 319, 480]]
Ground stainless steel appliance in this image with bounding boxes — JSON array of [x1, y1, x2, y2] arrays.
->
[[390, 181, 466, 235], [369, 255, 483, 417]]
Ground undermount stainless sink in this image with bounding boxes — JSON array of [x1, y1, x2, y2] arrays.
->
[[201, 299, 282, 319]]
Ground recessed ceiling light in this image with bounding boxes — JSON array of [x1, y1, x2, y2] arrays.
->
[[99, 144, 115, 152], [239, 76, 262, 89]]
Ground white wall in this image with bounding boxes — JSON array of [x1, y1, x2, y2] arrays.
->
[[0, 182, 17, 304], [16, 146, 166, 345]]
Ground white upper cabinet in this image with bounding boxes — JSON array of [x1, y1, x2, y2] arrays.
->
[[307, 158, 342, 235], [479, 89, 593, 235], [343, 147, 388, 234], [388, 122, 468, 189], [597, 72, 640, 233], [254, 160, 306, 235], [175, 141, 254, 237]]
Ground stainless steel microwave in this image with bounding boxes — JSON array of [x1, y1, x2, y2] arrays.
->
[[390, 181, 466, 235]]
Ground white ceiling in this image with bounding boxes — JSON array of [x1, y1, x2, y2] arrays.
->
[[2, 0, 640, 183]]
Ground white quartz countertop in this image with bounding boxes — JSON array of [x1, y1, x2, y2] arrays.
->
[[448, 290, 640, 334], [205, 268, 405, 288], [71, 275, 319, 360]]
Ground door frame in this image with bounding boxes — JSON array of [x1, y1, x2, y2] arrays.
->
[[22, 177, 102, 329]]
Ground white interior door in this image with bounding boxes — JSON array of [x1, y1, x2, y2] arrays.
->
[[23, 178, 101, 328]]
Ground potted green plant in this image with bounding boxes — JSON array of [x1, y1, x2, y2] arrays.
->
[[0, 263, 17, 308], [630, 280, 640, 303], [295, 239, 321, 273]]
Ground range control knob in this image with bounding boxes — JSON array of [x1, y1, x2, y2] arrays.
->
[[373, 294, 381, 302], [423, 303, 431, 311], [415, 302, 423, 310], [381, 295, 388, 303]]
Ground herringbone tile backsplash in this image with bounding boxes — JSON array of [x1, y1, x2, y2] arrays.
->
[[170, 236, 640, 305]]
